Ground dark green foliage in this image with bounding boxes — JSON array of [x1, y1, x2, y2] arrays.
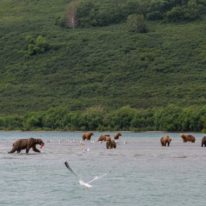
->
[[127, 14, 148, 33], [55, 16, 66, 27], [72, 0, 206, 28], [1, 105, 206, 131], [147, 0, 204, 22], [26, 35, 50, 56], [154, 105, 182, 131], [0, 116, 23, 130], [166, 3, 200, 22], [23, 112, 43, 130], [76, 1, 98, 27], [0, 0, 206, 131], [107, 106, 137, 130]]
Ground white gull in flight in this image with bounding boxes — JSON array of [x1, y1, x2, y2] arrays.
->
[[64, 161, 107, 188]]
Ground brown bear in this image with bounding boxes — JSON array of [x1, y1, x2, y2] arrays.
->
[[106, 139, 117, 149], [82, 132, 93, 141], [201, 136, 206, 147], [160, 135, 172, 147], [181, 134, 195, 143], [8, 138, 44, 154], [114, 132, 122, 140], [98, 134, 111, 142]]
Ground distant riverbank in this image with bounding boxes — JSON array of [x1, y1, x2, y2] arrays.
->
[[1, 105, 206, 132]]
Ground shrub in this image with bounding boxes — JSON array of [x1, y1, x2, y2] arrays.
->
[[107, 106, 137, 130], [0, 116, 23, 130], [166, 2, 200, 22], [80, 107, 104, 130], [55, 16, 66, 27], [127, 14, 148, 33], [76, 0, 98, 27], [154, 105, 182, 131], [26, 35, 50, 56]]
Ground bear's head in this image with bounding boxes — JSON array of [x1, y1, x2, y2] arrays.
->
[[36, 139, 45, 148]]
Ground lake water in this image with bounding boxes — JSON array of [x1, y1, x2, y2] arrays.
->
[[0, 131, 206, 206]]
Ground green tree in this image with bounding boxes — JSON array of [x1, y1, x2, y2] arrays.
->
[[23, 113, 43, 130], [81, 106, 104, 130], [127, 14, 148, 33], [26, 35, 50, 56], [154, 105, 182, 131], [108, 106, 137, 130], [76, 0, 98, 27]]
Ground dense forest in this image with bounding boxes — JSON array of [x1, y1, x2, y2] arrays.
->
[[0, 0, 206, 131]]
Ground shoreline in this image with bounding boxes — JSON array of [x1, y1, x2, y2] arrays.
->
[[0, 130, 205, 134]]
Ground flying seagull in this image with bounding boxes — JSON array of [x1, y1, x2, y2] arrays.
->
[[64, 161, 107, 188]]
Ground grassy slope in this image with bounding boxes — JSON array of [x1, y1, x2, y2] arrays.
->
[[0, 0, 206, 115]]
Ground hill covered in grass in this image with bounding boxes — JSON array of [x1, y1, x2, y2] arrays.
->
[[0, 0, 206, 131]]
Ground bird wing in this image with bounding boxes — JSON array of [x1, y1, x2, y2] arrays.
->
[[64, 161, 78, 177], [79, 180, 93, 188], [87, 173, 107, 184]]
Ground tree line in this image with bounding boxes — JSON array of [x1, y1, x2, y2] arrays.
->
[[0, 105, 206, 132], [56, 0, 206, 28]]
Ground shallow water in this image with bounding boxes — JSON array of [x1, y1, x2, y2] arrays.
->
[[0, 131, 206, 206]]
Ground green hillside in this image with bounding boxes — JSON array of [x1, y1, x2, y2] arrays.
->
[[1, 0, 206, 131]]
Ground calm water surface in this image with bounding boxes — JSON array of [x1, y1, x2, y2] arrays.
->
[[0, 131, 205, 206]]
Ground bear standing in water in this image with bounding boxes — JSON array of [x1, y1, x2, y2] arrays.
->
[[82, 132, 93, 141], [181, 134, 195, 143], [106, 139, 116, 149], [8, 138, 44, 154], [160, 135, 172, 147], [201, 136, 206, 147]]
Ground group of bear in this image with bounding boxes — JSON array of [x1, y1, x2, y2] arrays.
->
[[7, 132, 122, 154], [6, 133, 206, 154], [160, 134, 206, 147], [82, 132, 122, 149]]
